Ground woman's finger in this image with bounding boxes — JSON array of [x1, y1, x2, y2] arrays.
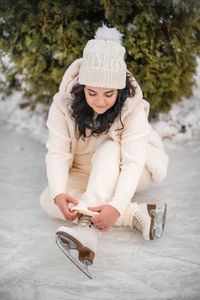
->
[[69, 210, 78, 218], [99, 226, 106, 231], [100, 226, 111, 232], [88, 206, 103, 212], [71, 210, 78, 216], [67, 198, 79, 205], [91, 215, 100, 224], [62, 209, 72, 221], [65, 194, 79, 205], [64, 212, 77, 222], [61, 204, 77, 220]]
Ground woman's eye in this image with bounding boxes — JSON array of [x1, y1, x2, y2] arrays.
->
[[89, 93, 96, 96], [105, 94, 114, 97]]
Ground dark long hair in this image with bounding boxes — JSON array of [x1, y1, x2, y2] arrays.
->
[[70, 72, 136, 139]]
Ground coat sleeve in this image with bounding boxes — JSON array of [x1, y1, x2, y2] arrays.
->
[[108, 107, 150, 215], [45, 93, 72, 201]]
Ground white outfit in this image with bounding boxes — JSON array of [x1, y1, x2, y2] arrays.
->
[[40, 58, 169, 225]]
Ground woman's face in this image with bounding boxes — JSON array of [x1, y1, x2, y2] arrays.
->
[[84, 86, 118, 114]]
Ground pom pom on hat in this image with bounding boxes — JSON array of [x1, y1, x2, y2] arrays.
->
[[94, 23, 124, 45]]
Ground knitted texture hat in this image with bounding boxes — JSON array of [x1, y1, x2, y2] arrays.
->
[[78, 24, 127, 89]]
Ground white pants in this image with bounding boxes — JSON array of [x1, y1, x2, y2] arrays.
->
[[40, 140, 152, 227]]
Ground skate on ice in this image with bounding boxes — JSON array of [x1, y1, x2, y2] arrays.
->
[[55, 215, 98, 279], [132, 203, 167, 240]]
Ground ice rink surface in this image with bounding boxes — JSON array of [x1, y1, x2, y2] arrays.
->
[[0, 118, 200, 300]]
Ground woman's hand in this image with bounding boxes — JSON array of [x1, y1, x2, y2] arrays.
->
[[54, 193, 79, 222], [88, 204, 120, 232]]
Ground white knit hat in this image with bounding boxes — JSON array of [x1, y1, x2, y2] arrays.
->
[[78, 24, 127, 89]]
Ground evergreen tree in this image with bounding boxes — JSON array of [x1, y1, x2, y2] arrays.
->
[[0, 0, 199, 117], [102, 0, 200, 116], [0, 0, 105, 104]]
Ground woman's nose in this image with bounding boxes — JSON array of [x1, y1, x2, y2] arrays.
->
[[95, 96, 106, 105]]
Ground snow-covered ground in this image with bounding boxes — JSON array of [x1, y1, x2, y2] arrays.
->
[[0, 59, 200, 300]]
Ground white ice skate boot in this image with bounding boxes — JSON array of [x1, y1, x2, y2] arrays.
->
[[132, 203, 167, 240], [55, 215, 98, 279]]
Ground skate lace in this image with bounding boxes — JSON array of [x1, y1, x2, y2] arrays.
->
[[78, 215, 92, 232], [132, 213, 144, 232]]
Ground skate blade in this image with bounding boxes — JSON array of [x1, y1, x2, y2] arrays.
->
[[151, 203, 167, 239], [56, 234, 93, 279]]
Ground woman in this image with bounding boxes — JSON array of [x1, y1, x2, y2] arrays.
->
[[40, 24, 169, 278]]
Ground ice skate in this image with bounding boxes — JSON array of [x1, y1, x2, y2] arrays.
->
[[132, 203, 167, 240], [55, 215, 98, 279]]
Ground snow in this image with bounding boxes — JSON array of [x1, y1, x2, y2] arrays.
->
[[0, 59, 200, 300], [0, 91, 48, 144], [152, 57, 200, 142]]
